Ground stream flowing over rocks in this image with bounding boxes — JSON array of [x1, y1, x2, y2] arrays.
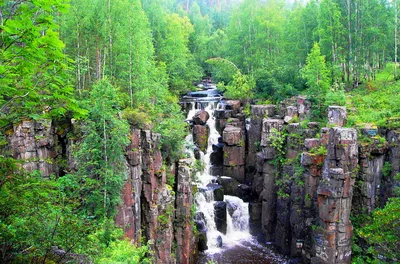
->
[[3, 77, 399, 263]]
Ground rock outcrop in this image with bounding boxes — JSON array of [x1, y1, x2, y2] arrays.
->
[[6, 121, 197, 264]]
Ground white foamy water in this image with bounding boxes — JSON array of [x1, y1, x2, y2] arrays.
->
[[182, 100, 253, 254]]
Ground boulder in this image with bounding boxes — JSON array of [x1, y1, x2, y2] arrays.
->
[[193, 110, 210, 125], [193, 125, 208, 151], [198, 231, 208, 251], [216, 235, 223, 248], [214, 201, 227, 234]]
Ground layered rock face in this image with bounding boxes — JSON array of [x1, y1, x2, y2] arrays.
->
[[8, 120, 60, 177], [245, 99, 398, 263], [313, 127, 358, 264], [6, 122, 196, 264], [116, 130, 196, 264], [6, 96, 400, 264]]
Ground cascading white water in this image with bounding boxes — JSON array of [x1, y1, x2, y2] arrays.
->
[[224, 195, 251, 244], [184, 87, 287, 264], [185, 99, 252, 254]]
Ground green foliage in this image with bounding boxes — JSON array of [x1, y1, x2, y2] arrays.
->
[[325, 89, 347, 107], [382, 161, 392, 179], [0, 0, 84, 128], [207, 58, 255, 100], [309, 145, 328, 156], [193, 159, 205, 174], [356, 197, 400, 262], [0, 164, 91, 263], [95, 239, 151, 264], [301, 43, 331, 111], [75, 80, 129, 219], [269, 128, 287, 166], [346, 64, 400, 128], [221, 73, 255, 100], [159, 13, 202, 94]]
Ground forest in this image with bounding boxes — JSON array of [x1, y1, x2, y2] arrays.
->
[[0, 0, 399, 263]]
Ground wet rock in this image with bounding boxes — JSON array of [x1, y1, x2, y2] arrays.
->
[[223, 165, 245, 183], [193, 110, 210, 125], [216, 235, 223, 248], [194, 147, 201, 160], [210, 165, 224, 176], [214, 201, 227, 235], [194, 212, 207, 232], [215, 109, 233, 119], [214, 185, 224, 201], [210, 143, 224, 165], [249, 202, 262, 235], [237, 184, 252, 202], [198, 231, 208, 251], [217, 176, 239, 196], [328, 106, 347, 127], [193, 125, 209, 151]]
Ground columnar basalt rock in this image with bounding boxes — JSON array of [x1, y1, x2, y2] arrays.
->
[[328, 106, 347, 127], [247, 105, 276, 171], [278, 96, 311, 121], [9, 120, 58, 177], [354, 141, 385, 214], [140, 130, 175, 264], [214, 201, 227, 234], [259, 119, 284, 241], [116, 129, 142, 242], [222, 125, 246, 183], [175, 159, 196, 264], [387, 130, 400, 200], [313, 128, 358, 264]]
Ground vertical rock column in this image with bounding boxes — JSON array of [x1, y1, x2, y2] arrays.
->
[[116, 129, 142, 242], [174, 159, 196, 264], [387, 130, 400, 201], [300, 139, 326, 261], [356, 143, 385, 213], [141, 130, 174, 264], [9, 120, 57, 177], [248, 106, 276, 236], [222, 125, 245, 183], [259, 119, 284, 241], [247, 105, 276, 171], [313, 128, 358, 264]]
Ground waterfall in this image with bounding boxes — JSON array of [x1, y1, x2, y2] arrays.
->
[[224, 195, 251, 245], [184, 97, 252, 254]]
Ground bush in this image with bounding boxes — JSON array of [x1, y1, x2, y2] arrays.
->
[[95, 239, 151, 264]]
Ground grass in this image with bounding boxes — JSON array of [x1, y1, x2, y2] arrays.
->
[[346, 63, 400, 129]]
